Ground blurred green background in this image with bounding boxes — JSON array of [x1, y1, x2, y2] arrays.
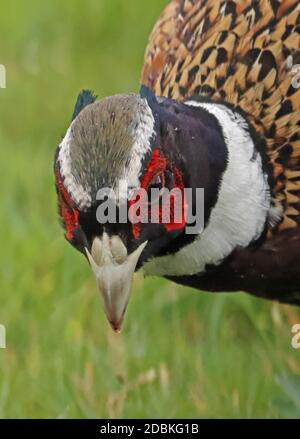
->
[[0, 0, 300, 419]]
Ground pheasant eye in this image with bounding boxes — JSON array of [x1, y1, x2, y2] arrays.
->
[[149, 173, 164, 190], [147, 172, 165, 203]]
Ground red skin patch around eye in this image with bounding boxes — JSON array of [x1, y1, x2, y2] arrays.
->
[[164, 166, 186, 233], [129, 148, 186, 239], [55, 168, 79, 241]]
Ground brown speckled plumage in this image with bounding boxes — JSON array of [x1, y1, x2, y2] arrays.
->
[[142, 0, 300, 234]]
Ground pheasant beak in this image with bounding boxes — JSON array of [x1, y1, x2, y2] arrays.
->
[[85, 233, 147, 332]]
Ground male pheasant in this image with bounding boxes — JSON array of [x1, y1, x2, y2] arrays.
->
[[54, 0, 300, 330]]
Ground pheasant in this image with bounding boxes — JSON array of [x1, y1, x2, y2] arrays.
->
[[54, 0, 300, 331]]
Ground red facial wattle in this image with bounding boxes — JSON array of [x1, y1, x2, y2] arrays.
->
[[55, 168, 79, 241], [129, 148, 187, 239]]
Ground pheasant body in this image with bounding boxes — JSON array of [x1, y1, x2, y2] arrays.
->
[[140, 0, 300, 305]]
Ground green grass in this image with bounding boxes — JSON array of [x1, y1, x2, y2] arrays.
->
[[0, 0, 300, 419]]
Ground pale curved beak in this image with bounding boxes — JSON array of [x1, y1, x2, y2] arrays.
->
[[85, 233, 147, 332]]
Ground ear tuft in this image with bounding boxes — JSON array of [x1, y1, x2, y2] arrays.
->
[[139, 85, 158, 108], [72, 89, 97, 121]]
